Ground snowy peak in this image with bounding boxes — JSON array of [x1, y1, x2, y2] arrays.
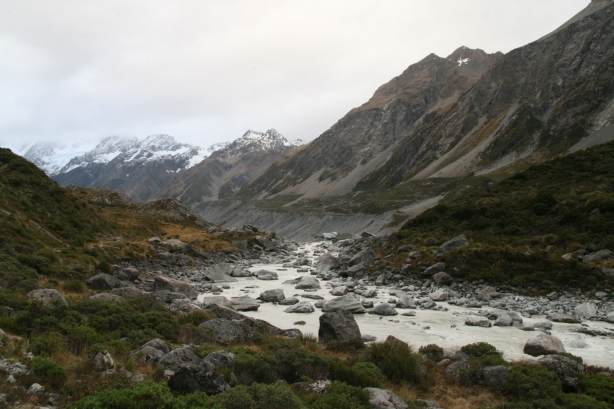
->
[[214, 129, 302, 158], [23, 141, 94, 175]]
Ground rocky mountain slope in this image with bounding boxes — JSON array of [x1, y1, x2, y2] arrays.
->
[[238, 0, 614, 202], [156, 129, 302, 204], [50, 134, 207, 202]]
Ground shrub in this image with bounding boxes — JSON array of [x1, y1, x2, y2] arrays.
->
[[232, 353, 279, 385], [30, 331, 66, 356], [325, 339, 365, 353], [273, 343, 330, 383], [175, 310, 213, 327], [419, 344, 444, 362], [63, 279, 86, 293], [329, 360, 382, 388], [580, 374, 614, 404], [461, 342, 500, 357], [366, 339, 424, 386], [211, 383, 306, 409], [506, 363, 562, 402], [310, 381, 371, 409], [67, 325, 102, 354], [30, 356, 67, 388]]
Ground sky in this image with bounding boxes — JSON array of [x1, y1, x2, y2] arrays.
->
[[0, 0, 590, 150]]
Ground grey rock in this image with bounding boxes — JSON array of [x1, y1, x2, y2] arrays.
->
[[331, 286, 348, 296], [27, 383, 44, 395], [433, 271, 453, 285], [253, 235, 275, 251], [476, 286, 500, 301], [420, 299, 437, 309], [533, 320, 554, 330], [295, 276, 321, 290], [111, 286, 151, 298], [537, 355, 584, 390], [140, 338, 170, 354], [362, 300, 374, 308], [204, 264, 239, 282], [362, 289, 378, 298], [369, 303, 398, 316], [201, 296, 235, 310], [465, 316, 492, 327], [279, 297, 299, 305], [364, 387, 408, 409], [523, 333, 566, 356], [421, 262, 445, 277], [446, 358, 470, 377], [230, 296, 260, 311], [483, 366, 509, 390], [583, 249, 613, 263], [399, 294, 416, 308], [129, 346, 165, 365], [414, 400, 444, 409], [120, 267, 141, 281], [27, 289, 68, 307], [435, 234, 469, 254], [322, 294, 367, 314], [284, 301, 315, 313], [92, 350, 115, 371], [203, 350, 236, 369], [349, 248, 375, 267], [606, 312, 614, 323], [90, 293, 126, 302], [87, 273, 122, 290], [429, 289, 449, 301], [315, 253, 340, 274], [259, 289, 285, 302], [253, 269, 278, 280], [153, 276, 197, 299], [319, 310, 363, 344], [159, 347, 202, 372], [315, 300, 325, 308], [547, 313, 581, 323], [168, 361, 229, 395], [230, 267, 252, 277], [494, 313, 513, 327], [573, 302, 597, 320], [159, 239, 188, 250]]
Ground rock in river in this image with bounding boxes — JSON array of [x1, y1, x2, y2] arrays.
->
[[284, 301, 315, 313], [258, 289, 285, 302], [322, 294, 366, 314], [369, 303, 398, 316], [318, 310, 363, 344], [523, 333, 566, 356]]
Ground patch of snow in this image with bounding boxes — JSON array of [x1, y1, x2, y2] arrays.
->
[[457, 57, 470, 66]]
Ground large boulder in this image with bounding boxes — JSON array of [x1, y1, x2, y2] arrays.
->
[[198, 319, 248, 344], [537, 355, 584, 390], [119, 267, 140, 281], [139, 338, 170, 354], [364, 387, 408, 409], [128, 346, 165, 365], [322, 294, 367, 314], [253, 235, 275, 251], [87, 273, 122, 290], [284, 301, 315, 313], [369, 303, 398, 316], [546, 313, 581, 323], [582, 249, 613, 263], [202, 350, 236, 369], [362, 289, 378, 298], [435, 234, 469, 254], [429, 289, 449, 302], [153, 276, 197, 299], [433, 271, 453, 285], [398, 294, 416, 308], [494, 313, 513, 327], [421, 262, 445, 277], [230, 296, 260, 311], [201, 296, 235, 310], [573, 302, 597, 320], [523, 333, 566, 356], [92, 350, 115, 371], [159, 347, 202, 373], [295, 276, 321, 290], [253, 270, 278, 280], [315, 253, 340, 274], [27, 289, 68, 307], [203, 264, 238, 283], [349, 248, 375, 267], [465, 316, 492, 327], [318, 310, 363, 344], [476, 286, 501, 301], [259, 289, 285, 302], [168, 361, 229, 395], [90, 293, 126, 302], [331, 286, 348, 296]]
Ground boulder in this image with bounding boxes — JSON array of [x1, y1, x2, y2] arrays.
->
[[201, 296, 235, 310], [362, 300, 374, 308], [112, 286, 151, 298], [159, 347, 202, 372], [476, 286, 501, 301], [253, 270, 278, 280], [198, 319, 248, 344], [537, 354, 584, 390], [322, 294, 367, 314], [230, 296, 260, 311], [139, 338, 170, 354], [158, 239, 188, 250], [27, 289, 68, 307], [120, 267, 141, 281], [483, 366, 509, 390], [573, 302, 597, 320], [420, 299, 437, 309], [315, 253, 340, 274], [523, 333, 566, 356], [295, 276, 321, 290], [369, 303, 398, 316], [433, 271, 453, 285], [259, 289, 285, 302], [465, 316, 492, 327], [230, 267, 252, 277], [202, 350, 236, 369], [92, 350, 115, 371], [362, 289, 378, 298], [349, 248, 375, 267], [435, 234, 469, 254], [364, 387, 408, 409], [607, 312, 614, 323], [446, 357, 470, 377], [203, 264, 238, 283], [168, 361, 229, 395], [331, 286, 348, 296], [90, 293, 126, 302], [128, 346, 165, 365], [318, 310, 363, 344], [279, 297, 299, 305], [429, 289, 449, 301], [582, 249, 613, 263], [421, 262, 445, 277], [494, 313, 513, 327], [284, 301, 315, 313], [232, 240, 248, 251], [398, 294, 416, 308], [546, 313, 581, 323], [153, 276, 197, 299], [86, 273, 122, 290], [253, 235, 275, 251], [27, 383, 44, 396]]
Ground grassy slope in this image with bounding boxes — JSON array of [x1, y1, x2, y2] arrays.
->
[[371, 141, 614, 293]]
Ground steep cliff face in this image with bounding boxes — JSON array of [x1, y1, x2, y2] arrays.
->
[[238, 0, 614, 202], [238, 47, 502, 199], [156, 129, 302, 204]]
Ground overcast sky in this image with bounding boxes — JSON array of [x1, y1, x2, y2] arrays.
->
[[0, 0, 590, 150]]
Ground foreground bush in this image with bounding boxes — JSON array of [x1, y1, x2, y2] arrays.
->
[[309, 381, 371, 409], [366, 338, 424, 387], [211, 383, 306, 409]]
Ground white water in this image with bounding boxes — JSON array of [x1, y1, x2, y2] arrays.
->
[[200, 242, 614, 368]]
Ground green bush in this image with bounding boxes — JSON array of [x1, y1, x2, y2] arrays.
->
[[580, 374, 614, 404], [325, 339, 365, 353], [461, 342, 500, 357], [211, 383, 306, 409], [366, 339, 424, 386], [419, 344, 444, 362], [329, 360, 382, 388], [310, 381, 371, 409], [273, 343, 330, 383], [30, 331, 66, 356], [30, 356, 67, 388], [506, 363, 562, 402], [232, 353, 279, 385]]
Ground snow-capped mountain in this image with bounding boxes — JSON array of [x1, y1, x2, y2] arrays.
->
[[20, 142, 96, 175], [156, 129, 303, 204]]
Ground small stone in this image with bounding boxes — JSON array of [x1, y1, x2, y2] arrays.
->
[[92, 350, 115, 371], [27, 383, 44, 395]]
